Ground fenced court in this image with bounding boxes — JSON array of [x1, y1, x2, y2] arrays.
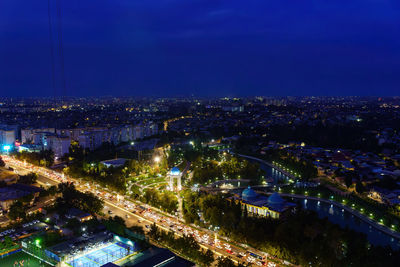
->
[[0, 251, 51, 267], [66, 242, 134, 267]]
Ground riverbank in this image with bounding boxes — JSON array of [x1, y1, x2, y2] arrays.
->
[[259, 191, 400, 241], [234, 153, 400, 244], [236, 154, 293, 177]]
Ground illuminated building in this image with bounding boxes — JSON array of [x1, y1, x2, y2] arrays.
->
[[0, 129, 15, 147], [169, 167, 182, 191], [231, 187, 296, 219]]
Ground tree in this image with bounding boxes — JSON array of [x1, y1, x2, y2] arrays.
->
[[103, 216, 126, 236], [8, 200, 26, 220], [20, 193, 34, 204], [355, 181, 365, 194], [202, 249, 214, 266], [18, 172, 38, 184], [56, 182, 104, 215], [0, 157, 5, 167], [47, 185, 58, 196], [217, 257, 236, 267], [65, 218, 81, 235], [344, 173, 353, 188], [149, 223, 160, 239], [3, 236, 13, 247]]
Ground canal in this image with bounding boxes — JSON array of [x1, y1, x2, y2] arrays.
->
[[255, 157, 400, 250], [297, 197, 400, 249], [260, 163, 291, 184]]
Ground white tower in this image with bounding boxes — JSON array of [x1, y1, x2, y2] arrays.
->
[[169, 167, 182, 191]]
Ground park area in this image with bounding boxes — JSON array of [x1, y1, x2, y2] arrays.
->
[[0, 251, 51, 267]]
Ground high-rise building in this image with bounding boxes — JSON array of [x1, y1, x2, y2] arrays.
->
[[0, 129, 16, 147]]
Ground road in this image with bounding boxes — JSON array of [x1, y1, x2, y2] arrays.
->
[[3, 155, 287, 267]]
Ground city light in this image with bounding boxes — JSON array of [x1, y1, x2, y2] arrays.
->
[[3, 96, 400, 265]]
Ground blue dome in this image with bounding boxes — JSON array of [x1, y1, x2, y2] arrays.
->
[[242, 186, 258, 201], [170, 167, 180, 175], [267, 192, 285, 206]]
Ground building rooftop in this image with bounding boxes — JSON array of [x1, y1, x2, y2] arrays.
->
[[100, 158, 127, 168], [0, 183, 42, 202], [170, 167, 181, 176], [242, 186, 258, 201], [237, 188, 295, 213]]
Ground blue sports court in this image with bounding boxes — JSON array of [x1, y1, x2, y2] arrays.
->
[[67, 242, 134, 267]]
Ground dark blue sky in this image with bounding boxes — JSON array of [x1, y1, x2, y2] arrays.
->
[[1, 0, 400, 97]]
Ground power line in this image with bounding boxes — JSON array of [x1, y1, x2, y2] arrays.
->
[[56, 0, 66, 97], [47, 0, 56, 98]]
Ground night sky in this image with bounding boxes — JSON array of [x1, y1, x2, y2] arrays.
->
[[1, 0, 400, 97]]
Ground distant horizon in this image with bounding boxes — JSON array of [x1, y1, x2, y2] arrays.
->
[[1, 95, 400, 99]]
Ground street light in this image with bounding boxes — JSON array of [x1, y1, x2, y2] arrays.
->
[[35, 239, 41, 248], [154, 156, 160, 163]]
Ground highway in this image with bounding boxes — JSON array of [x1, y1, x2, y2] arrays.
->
[[3, 155, 287, 267]]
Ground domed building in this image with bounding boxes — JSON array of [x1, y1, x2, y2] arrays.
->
[[231, 187, 295, 219], [170, 167, 181, 176], [169, 167, 182, 191], [241, 187, 258, 202], [267, 192, 285, 211]]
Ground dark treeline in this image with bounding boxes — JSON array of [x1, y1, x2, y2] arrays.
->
[[265, 123, 381, 152], [149, 223, 214, 266], [55, 182, 104, 215], [191, 155, 263, 185], [12, 150, 54, 167], [65, 143, 140, 193], [263, 149, 318, 180], [168, 145, 263, 185]]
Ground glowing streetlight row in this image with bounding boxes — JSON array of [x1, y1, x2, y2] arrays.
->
[[272, 161, 301, 178], [287, 187, 396, 230]]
